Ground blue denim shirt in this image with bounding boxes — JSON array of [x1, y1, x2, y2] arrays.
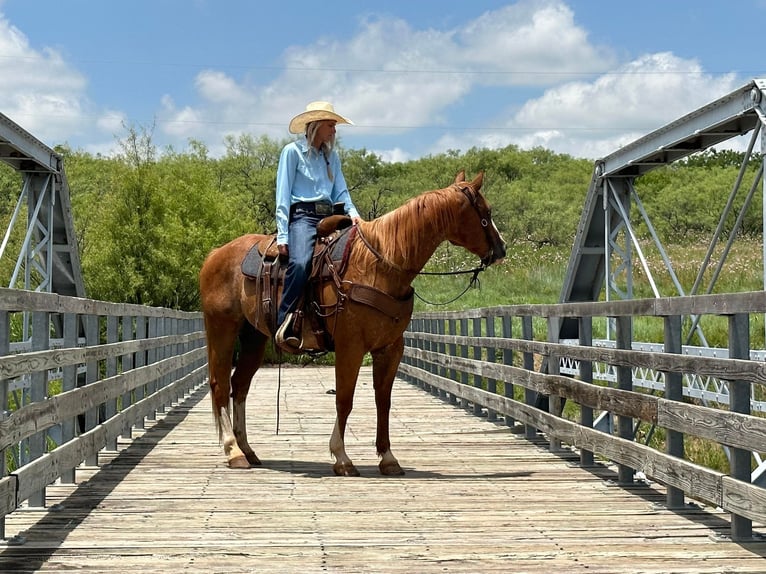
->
[[275, 136, 359, 244]]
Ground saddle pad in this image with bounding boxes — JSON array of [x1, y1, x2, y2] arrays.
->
[[241, 244, 266, 279]]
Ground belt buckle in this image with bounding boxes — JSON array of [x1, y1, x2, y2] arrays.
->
[[315, 203, 332, 216]]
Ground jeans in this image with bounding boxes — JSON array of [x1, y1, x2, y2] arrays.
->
[[277, 206, 323, 327]]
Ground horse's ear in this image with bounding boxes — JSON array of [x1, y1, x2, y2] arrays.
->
[[454, 170, 466, 184], [470, 171, 484, 191]]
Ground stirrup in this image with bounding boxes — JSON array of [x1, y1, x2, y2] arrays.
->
[[275, 314, 300, 349]]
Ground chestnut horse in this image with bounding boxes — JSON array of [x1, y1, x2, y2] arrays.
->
[[199, 171, 506, 476]]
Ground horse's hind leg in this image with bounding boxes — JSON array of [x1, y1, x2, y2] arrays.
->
[[372, 340, 405, 476], [231, 323, 268, 466], [205, 317, 251, 469]]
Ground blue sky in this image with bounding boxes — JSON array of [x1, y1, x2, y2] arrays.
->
[[1, 0, 764, 162]]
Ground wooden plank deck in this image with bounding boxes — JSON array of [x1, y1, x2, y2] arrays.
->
[[1, 365, 764, 573]]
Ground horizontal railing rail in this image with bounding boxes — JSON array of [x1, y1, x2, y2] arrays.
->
[[0, 288, 206, 542], [400, 290, 766, 542]]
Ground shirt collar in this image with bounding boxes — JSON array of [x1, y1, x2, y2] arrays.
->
[[296, 135, 310, 153]]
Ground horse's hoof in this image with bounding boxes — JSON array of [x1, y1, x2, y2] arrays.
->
[[228, 455, 251, 469], [245, 452, 262, 466], [333, 462, 360, 477], [379, 460, 405, 476]]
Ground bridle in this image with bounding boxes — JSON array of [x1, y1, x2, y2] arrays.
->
[[453, 181, 499, 267]]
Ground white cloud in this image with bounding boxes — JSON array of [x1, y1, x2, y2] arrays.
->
[[0, 12, 94, 143], [156, 0, 615, 146], [432, 52, 741, 159]]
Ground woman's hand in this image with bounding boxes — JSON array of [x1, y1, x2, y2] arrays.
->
[[277, 243, 289, 260]]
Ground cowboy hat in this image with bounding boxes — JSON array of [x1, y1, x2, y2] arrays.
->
[[288, 101, 353, 134]]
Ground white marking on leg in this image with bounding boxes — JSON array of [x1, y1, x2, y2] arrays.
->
[[329, 417, 353, 467], [232, 398, 251, 455], [219, 406, 243, 459], [380, 450, 399, 468]]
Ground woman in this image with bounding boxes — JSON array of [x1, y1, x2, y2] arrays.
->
[[275, 101, 362, 348]]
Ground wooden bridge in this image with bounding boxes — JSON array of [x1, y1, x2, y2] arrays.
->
[[1, 289, 766, 572], [2, 365, 765, 573]]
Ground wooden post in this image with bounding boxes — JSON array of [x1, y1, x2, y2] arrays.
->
[[547, 316, 562, 452], [615, 315, 634, 485], [121, 315, 135, 439], [472, 316, 483, 417], [104, 315, 119, 451], [84, 314, 100, 467], [664, 314, 684, 508], [448, 319, 458, 405], [502, 314, 515, 427], [522, 315, 536, 439], [60, 313, 78, 484], [578, 316, 594, 467], [460, 318, 469, 410], [28, 310, 49, 507], [134, 315, 147, 430], [436, 318, 447, 399], [728, 312, 753, 541], [486, 314, 497, 422]]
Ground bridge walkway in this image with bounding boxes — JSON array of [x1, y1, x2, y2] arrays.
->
[[1, 366, 764, 573]]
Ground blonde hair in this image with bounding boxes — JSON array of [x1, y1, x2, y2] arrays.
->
[[305, 120, 336, 181]]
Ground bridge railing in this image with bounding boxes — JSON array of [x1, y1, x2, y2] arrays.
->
[[0, 288, 206, 542], [400, 291, 766, 541]]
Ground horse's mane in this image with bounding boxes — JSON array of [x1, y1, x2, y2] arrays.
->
[[363, 187, 460, 267]]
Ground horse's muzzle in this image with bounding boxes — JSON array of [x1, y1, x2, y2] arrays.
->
[[483, 241, 507, 266]]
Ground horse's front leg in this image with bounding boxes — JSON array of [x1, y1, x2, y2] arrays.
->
[[330, 348, 364, 476], [372, 339, 405, 476]]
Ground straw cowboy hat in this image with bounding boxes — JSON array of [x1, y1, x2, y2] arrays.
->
[[288, 101, 354, 134]]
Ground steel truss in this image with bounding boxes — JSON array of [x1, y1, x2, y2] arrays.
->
[[559, 79, 766, 485]]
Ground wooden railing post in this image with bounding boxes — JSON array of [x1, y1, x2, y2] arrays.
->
[[460, 318, 469, 411], [728, 312, 753, 541], [436, 318, 447, 400], [28, 310, 49, 506], [522, 315, 536, 439], [60, 313, 78, 484], [547, 316, 562, 452], [615, 315, 634, 484], [121, 314, 135, 440], [663, 314, 684, 508], [472, 316, 483, 416], [485, 314, 497, 422], [83, 314, 100, 467], [447, 319, 458, 405], [578, 316, 594, 467], [134, 315, 147, 430], [105, 315, 119, 451], [502, 314, 514, 427]]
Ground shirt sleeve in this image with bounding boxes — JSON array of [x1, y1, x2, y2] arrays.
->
[[275, 143, 298, 244], [329, 151, 360, 220]]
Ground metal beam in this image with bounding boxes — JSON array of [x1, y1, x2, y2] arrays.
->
[[601, 79, 764, 178]]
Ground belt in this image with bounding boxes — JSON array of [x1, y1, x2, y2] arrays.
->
[[291, 201, 333, 216]]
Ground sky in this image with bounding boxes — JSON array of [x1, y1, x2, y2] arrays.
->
[[1, 0, 764, 163]]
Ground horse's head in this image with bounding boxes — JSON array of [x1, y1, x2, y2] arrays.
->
[[449, 171, 506, 267]]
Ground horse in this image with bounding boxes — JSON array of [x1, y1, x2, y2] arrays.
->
[[199, 171, 506, 476]]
